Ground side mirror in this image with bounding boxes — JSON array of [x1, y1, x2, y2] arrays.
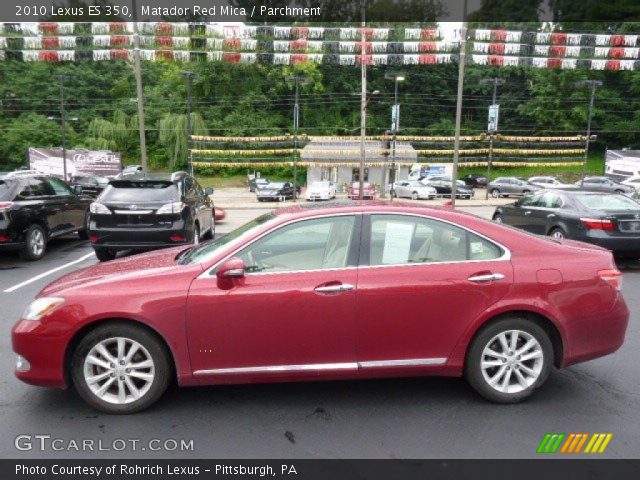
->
[[205, 187, 214, 196], [73, 185, 83, 195], [216, 257, 245, 280]]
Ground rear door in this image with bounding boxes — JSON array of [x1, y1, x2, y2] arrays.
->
[[46, 177, 86, 232], [355, 213, 513, 370]]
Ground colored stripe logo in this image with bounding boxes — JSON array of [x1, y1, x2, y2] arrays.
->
[[537, 433, 612, 454]]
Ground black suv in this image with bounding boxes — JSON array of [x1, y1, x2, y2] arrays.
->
[[69, 175, 110, 197], [0, 172, 92, 260], [88, 172, 214, 261]]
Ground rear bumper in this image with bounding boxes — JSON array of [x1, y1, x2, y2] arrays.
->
[[89, 224, 190, 250], [0, 241, 25, 251], [574, 231, 640, 255]]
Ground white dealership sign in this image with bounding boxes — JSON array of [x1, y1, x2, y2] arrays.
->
[[28, 148, 122, 179]]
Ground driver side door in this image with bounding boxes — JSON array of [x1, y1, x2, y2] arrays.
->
[[186, 214, 361, 382]]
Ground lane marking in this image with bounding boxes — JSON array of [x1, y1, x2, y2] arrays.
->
[[3, 252, 95, 293]]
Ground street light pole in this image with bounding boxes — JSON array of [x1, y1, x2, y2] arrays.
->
[[132, 0, 148, 174], [182, 71, 199, 176], [575, 79, 602, 187], [450, 0, 468, 209], [384, 72, 405, 201], [286, 75, 309, 202], [359, 9, 367, 201], [480, 78, 505, 199], [57, 74, 69, 181]]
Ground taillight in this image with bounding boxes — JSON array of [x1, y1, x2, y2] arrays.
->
[[156, 202, 184, 215], [580, 218, 615, 231], [0, 201, 14, 211], [170, 234, 185, 242], [598, 269, 623, 291], [0, 234, 10, 242]]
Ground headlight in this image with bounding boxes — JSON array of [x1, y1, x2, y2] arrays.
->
[[21, 297, 65, 321], [156, 201, 184, 214], [89, 202, 111, 214]]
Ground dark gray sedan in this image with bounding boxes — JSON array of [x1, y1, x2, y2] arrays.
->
[[493, 189, 640, 257], [488, 177, 542, 198], [574, 176, 636, 196]]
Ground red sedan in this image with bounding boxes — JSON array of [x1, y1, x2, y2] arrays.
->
[[347, 181, 376, 200], [12, 202, 628, 413]]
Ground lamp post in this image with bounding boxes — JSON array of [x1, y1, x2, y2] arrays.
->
[[384, 72, 405, 200], [182, 71, 199, 176], [480, 78, 505, 199], [450, 0, 468, 209], [285, 75, 309, 202], [52, 74, 74, 181], [131, 0, 148, 174], [575, 80, 602, 186]]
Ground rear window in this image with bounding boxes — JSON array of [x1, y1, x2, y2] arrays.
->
[[575, 194, 640, 211], [0, 180, 17, 201], [100, 181, 179, 202]]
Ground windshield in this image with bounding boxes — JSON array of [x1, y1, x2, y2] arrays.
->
[[264, 182, 284, 189], [179, 213, 276, 265], [99, 181, 179, 203], [575, 194, 640, 211]]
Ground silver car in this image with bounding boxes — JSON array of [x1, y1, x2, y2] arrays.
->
[[391, 180, 437, 200], [488, 177, 542, 198]]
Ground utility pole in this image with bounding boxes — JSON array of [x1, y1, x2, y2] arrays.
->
[[480, 78, 505, 199], [450, 0, 468, 209], [359, 2, 367, 201], [286, 75, 309, 202], [132, 0, 148, 174], [575, 79, 602, 186], [182, 71, 199, 176], [384, 72, 405, 200], [57, 74, 70, 181]]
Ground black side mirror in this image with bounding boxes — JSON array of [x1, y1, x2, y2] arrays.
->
[[205, 188, 214, 196], [73, 185, 83, 195]]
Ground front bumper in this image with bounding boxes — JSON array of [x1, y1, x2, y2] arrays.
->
[[89, 225, 190, 250]]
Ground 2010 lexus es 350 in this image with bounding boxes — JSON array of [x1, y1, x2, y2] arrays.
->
[[12, 202, 628, 413]]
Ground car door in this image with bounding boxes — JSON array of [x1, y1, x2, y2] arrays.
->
[[185, 214, 361, 380], [40, 177, 78, 235], [521, 192, 556, 234], [395, 181, 407, 198], [355, 214, 513, 370]]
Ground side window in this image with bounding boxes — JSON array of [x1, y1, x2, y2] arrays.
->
[[194, 181, 205, 196], [236, 216, 356, 273], [541, 192, 563, 208], [182, 177, 194, 197], [17, 178, 53, 198], [521, 193, 542, 207], [368, 215, 503, 266], [47, 177, 73, 196]]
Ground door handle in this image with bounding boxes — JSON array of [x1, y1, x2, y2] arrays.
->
[[468, 273, 505, 283], [314, 283, 354, 293], [524, 210, 531, 215], [547, 213, 556, 218]]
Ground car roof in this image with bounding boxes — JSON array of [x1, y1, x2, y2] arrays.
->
[[116, 172, 188, 182]]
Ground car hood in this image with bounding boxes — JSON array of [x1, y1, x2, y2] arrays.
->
[[39, 246, 199, 296]]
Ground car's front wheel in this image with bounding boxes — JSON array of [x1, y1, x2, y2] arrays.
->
[[465, 317, 553, 403], [549, 227, 567, 239], [20, 224, 47, 261], [71, 322, 172, 414], [490, 189, 501, 198]]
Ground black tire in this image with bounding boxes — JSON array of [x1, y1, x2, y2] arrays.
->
[[411, 191, 419, 200], [465, 316, 553, 404], [78, 211, 90, 240], [549, 227, 567, 239], [20, 224, 47, 261], [615, 189, 625, 194], [95, 248, 117, 262], [522, 190, 531, 195], [493, 214, 504, 224], [70, 322, 172, 414], [490, 188, 501, 198]]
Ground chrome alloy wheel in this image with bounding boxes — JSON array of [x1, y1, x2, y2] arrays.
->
[[480, 330, 544, 394], [83, 337, 155, 405], [551, 230, 565, 239], [29, 229, 45, 256]]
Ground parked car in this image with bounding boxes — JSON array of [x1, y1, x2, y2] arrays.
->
[[305, 181, 337, 201], [249, 177, 269, 193], [87, 172, 214, 262], [256, 182, 300, 201], [12, 202, 628, 413], [391, 180, 437, 200], [622, 175, 640, 194], [69, 175, 110, 197], [214, 206, 226, 223], [528, 176, 576, 189], [116, 165, 143, 178], [488, 177, 542, 198], [0, 172, 92, 260], [347, 182, 376, 200], [575, 176, 636, 196], [493, 190, 640, 257], [421, 178, 475, 199], [461, 173, 488, 188]]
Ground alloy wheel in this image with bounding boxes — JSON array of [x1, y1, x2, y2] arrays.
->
[[30, 229, 45, 257], [83, 337, 155, 405], [551, 230, 564, 239], [480, 330, 544, 394]]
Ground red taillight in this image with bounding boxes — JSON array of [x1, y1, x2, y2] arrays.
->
[[580, 218, 615, 231], [0, 201, 14, 211], [89, 235, 99, 243], [170, 234, 185, 242], [598, 269, 623, 291], [0, 234, 10, 242]]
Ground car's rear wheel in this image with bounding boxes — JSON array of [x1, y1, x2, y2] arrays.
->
[[465, 317, 552, 403], [493, 214, 504, 224], [549, 227, 567, 239], [20, 224, 47, 261], [490, 188, 501, 198], [95, 248, 117, 262], [78, 211, 90, 240], [411, 191, 419, 200], [70, 322, 171, 414], [522, 190, 531, 195]]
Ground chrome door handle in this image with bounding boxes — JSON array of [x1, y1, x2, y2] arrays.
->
[[314, 284, 354, 293], [468, 273, 505, 283], [547, 213, 556, 218], [524, 211, 531, 215]]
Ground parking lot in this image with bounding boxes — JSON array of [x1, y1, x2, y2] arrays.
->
[[1, 202, 639, 459]]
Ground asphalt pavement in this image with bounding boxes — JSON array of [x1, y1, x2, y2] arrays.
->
[[0, 206, 638, 459]]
